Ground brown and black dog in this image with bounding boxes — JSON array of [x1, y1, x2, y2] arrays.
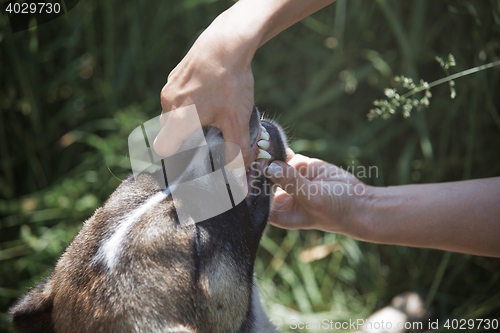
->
[[9, 107, 287, 333]]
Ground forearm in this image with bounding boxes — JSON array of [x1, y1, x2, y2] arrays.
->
[[230, 0, 336, 45], [208, 0, 336, 65], [355, 178, 500, 257]]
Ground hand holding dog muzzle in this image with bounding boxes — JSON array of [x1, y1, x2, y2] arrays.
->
[[267, 152, 366, 236], [268, 152, 500, 257], [153, 13, 257, 169]]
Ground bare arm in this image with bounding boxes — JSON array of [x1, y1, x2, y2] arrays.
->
[[222, 0, 337, 48], [154, 0, 336, 168], [267, 153, 500, 258], [356, 179, 500, 257]]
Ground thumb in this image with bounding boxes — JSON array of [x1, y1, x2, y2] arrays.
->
[[220, 122, 252, 170], [266, 161, 313, 202], [153, 106, 201, 157]]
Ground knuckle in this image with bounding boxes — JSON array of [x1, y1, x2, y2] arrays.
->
[[282, 174, 299, 192], [231, 114, 250, 128], [160, 86, 171, 103], [284, 172, 297, 186], [167, 69, 176, 80]]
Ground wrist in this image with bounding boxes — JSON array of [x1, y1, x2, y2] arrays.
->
[[347, 184, 384, 243], [313, 183, 379, 240], [205, 6, 266, 70], [217, 0, 274, 46]]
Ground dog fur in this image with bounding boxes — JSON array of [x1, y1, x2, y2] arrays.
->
[[9, 108, 287, 333]]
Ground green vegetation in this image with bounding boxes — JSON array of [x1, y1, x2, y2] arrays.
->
[[368, 56, 500, 120], [1, 0, 499, 331]]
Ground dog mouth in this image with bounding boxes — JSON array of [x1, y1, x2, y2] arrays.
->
[[245, 121, 286, 209]]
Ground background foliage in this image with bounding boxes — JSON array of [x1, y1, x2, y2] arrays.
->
[[1, 0, 499, 331]]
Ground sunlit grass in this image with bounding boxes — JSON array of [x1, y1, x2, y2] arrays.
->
[[1, 1, 500, 332]]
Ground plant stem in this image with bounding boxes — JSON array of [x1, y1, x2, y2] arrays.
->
[[424, 251, 452, 313], [402, 60, 500, 98]]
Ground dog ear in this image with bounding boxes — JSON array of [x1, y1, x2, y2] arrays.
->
[[9, 279, 55, 333]]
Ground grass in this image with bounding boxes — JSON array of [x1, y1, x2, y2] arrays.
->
[[1, 0, 500, 332]]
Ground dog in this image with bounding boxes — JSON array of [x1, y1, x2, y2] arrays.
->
[[9, 107, 287, 333]]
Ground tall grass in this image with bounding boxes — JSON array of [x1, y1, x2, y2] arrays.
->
[[1, 0, 499, 331]]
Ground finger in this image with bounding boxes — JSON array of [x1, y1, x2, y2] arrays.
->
[[287, 154, 326, 180], [287, 154, 313, 178], [288, 154, 333, 180], [153, 106, 201, 157], [266, 160, 316, 203], [269, 190, 308, 229], [272, 188, 295, 212], [269, 190, 295, 228], [220, 121, 252, 170], [285, 147, 295, 163]]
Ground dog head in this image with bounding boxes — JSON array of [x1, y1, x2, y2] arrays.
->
[[9, 107, 286, 333]]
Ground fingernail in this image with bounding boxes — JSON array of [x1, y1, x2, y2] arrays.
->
[[266, 162, 282, 177], [257, 139, 270, 150], [260, 131, 270, 141], [257, 149, 271, 159]]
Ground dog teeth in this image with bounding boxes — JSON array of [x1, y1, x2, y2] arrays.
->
[[260, 130, 270, 141], [257, 149, 271, 159], [257, 139, 270, 150]]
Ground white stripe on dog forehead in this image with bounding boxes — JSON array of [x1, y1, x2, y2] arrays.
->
[[95, 191, 168, 270]]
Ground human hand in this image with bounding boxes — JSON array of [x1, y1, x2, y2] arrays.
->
[[153, 12, 259, 168], [266, 151, 368, 236]]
